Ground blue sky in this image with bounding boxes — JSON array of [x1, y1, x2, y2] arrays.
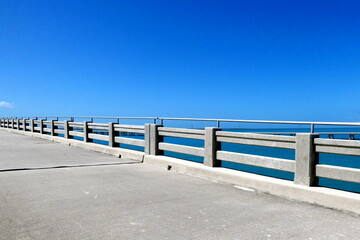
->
[[1, 0, 360, 121]]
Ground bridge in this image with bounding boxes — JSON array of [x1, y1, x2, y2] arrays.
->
[[1, 117, 360, 239]]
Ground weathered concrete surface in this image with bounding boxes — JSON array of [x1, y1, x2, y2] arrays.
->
[[0, 131, 138, 171], [0, 131, 360, 239], [144, 155, 360, 215]]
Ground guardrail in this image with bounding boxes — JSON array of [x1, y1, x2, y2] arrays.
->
[[0, 117, 359, 192], [3, 116, 360, 132]]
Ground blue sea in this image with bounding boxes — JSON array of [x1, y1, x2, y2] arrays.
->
[[68, 127, 360, 193]]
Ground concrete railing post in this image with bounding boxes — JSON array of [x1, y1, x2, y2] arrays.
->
[[50, 120, 55, 136], [294, 133, 319, 186], [39, 119, 44, 134], [11, 119, 14, 129], [204, 127, 221, 167], [144, 124, 151, 154], [145, 124, 163, 155], [64, 120, 70, 139], [16, 119, 20, 130], [31, 119, 35, 132], [108, 122, 117, 147], [23, 119, 27, 131], [83, 121, 90, 142]]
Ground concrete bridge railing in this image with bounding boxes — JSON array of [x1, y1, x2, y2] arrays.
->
[[0, 118, 359, 191]]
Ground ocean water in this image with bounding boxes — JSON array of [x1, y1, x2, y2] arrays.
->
[[63, 127, 360, 193]]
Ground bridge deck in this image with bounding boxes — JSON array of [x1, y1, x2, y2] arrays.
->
[[0, 130, 359, 239]]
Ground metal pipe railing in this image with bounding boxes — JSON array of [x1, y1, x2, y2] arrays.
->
[[2, 116, 360, 133]]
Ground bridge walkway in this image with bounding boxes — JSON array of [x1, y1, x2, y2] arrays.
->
[[0, 130, 359, 239]]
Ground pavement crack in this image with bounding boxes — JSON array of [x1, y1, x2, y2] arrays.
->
[[0, 161, 142, 173]]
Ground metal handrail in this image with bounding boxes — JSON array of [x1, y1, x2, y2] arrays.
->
[[2, 116, 360, 133], [157, 117, 360, 126]]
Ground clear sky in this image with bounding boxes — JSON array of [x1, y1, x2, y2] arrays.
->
[[1, 0, 360, 121]]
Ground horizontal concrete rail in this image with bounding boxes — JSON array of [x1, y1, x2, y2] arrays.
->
[[312, 138, 360, 183], [69, 130, 84, 138], [54, 121, 65, 127], [159, 142, 205, 157], [68, 122, 83, 128], [54, 129, 65, 134], [316, 164, 360, 183], [88, 133, 109, 141], [88, 123, 108, 130], [43, 128, 51, 133], [217, 151, 295, 172], [216, 131, 296, 149], [315, 138, 360, 156], [114, 124, 145, 134], [114, 136, 145, 147], [158, 127, 205, 140]]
